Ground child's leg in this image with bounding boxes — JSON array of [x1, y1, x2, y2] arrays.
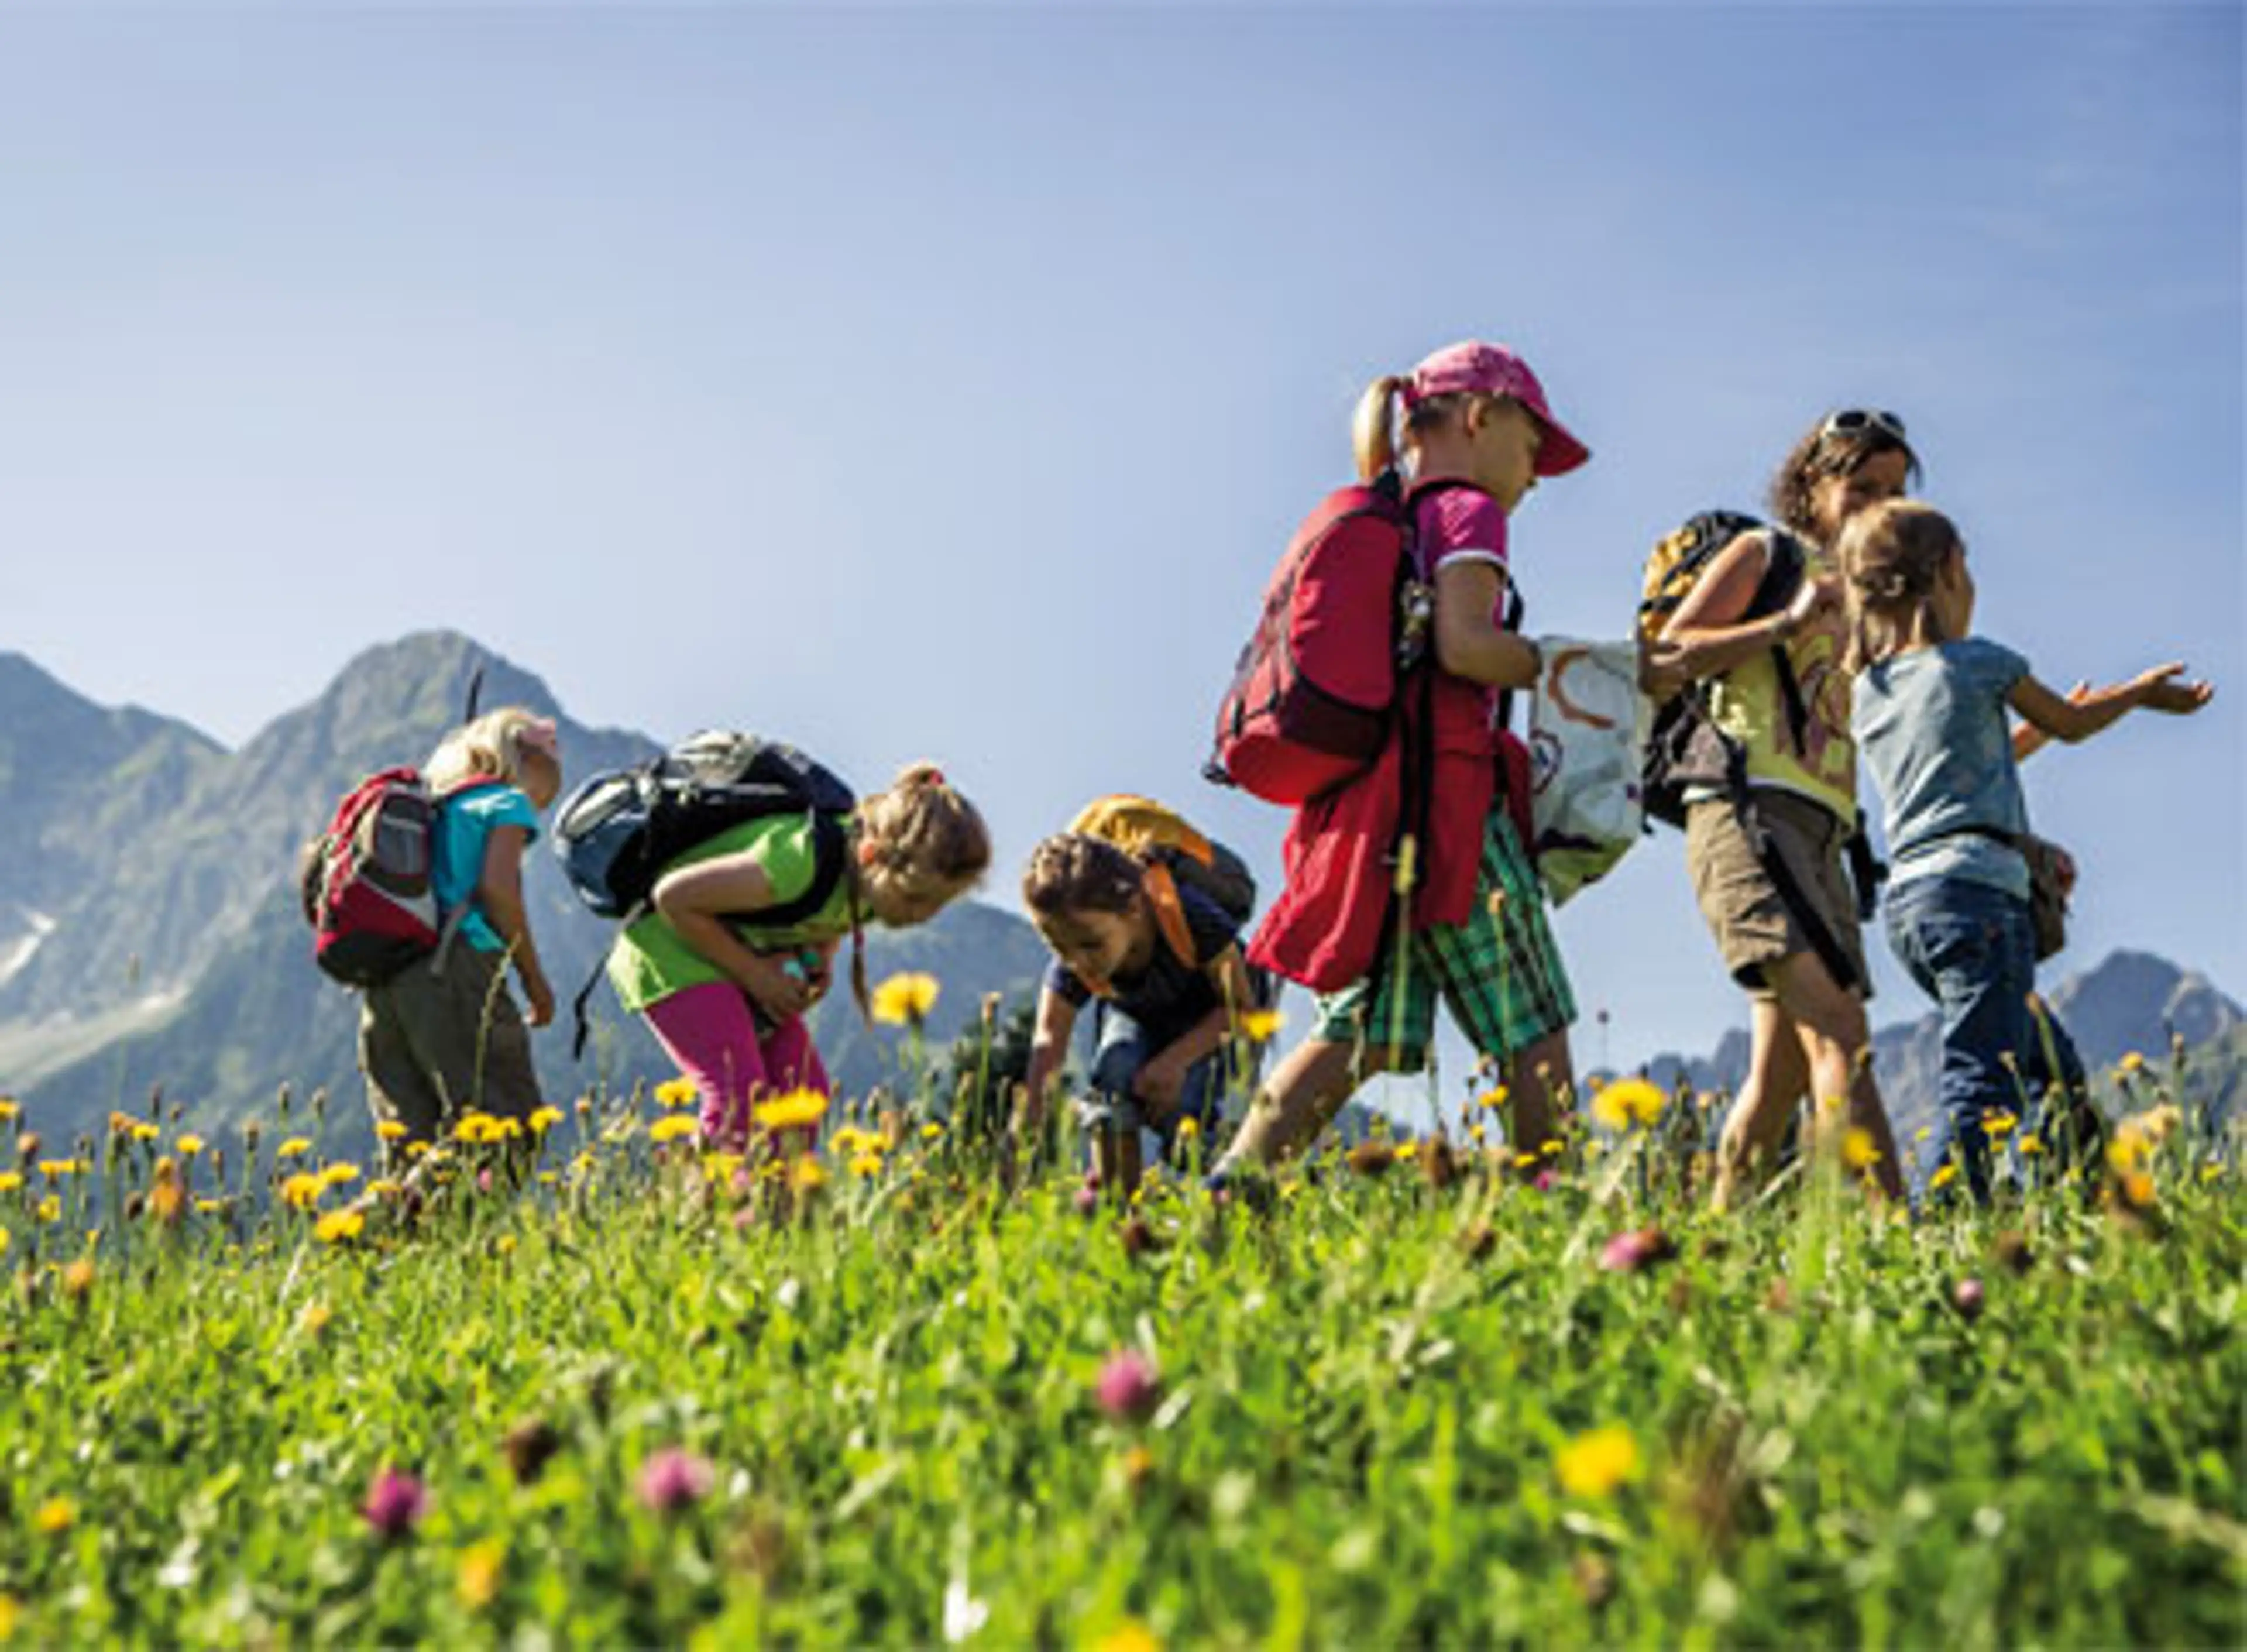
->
[[1427, 810, 1577, 1159], [1712, 998, 1809, 1207], [359, 978, 447, 1166], [1764, 949, 1904, 1201], [1220, 1039, 1382, 1170], [755, 1015, 832, 1159], [641, 983, 769, 1152], [1887, 879, 2036, 1205], [1088, 1013, 1153, 1201]]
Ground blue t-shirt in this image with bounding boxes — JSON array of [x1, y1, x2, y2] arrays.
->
[[432, 782, 541, 952], [1851, 637, 2033, 901], [1045, 882, 1241, 1042]]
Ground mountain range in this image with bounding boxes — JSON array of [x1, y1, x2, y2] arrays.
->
[[0, 631, 2236, 1159]]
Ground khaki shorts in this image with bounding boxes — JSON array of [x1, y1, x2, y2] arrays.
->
[[359, 945, 542, 1154], [1684, 791, 1867, 998]]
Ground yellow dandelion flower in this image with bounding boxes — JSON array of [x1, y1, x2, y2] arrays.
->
[[132, 1123, 160, 1142], [1239, 1008, 1284, 1045], [2107, 1122, 2152, 1176], [0, 1172, 20, 1194], [314, 1210, 364, 1244], [753, 1088, 829, 1132], [869, 971, 940, 1026], [297, 1301, 333, 1337], [319, 1163, 360, 1189], [1929, 1162, 1960, 1190], [1469, 1124, 1487, 1145], [1176, 1116, 1200, 1142], [0, 1593, 15, 1640], [276, 1137, 312, 1160], [1394, 1139, 1418, 1160], [280, 1173, 325, 1211], [528, 1107, 564, 1134], [654, 1076, 700, 1110], [458, 1538, 506, 1610], [1981, 1112, 2017, 1139], [2018, 1135, 2045, 1156], [33, 1498, 75, 1534], [849, 1152, 884, 1179], [1514, 1152, 1538, 1170], [2120, 1170, 2156, 1209], [36, 1160, 75, 1182], [2200, 1163, 2222, 1184], [494, 1234, 516, 1256], [920, 1122, 943, 1140], [1094, 1623, 1162, 1652], [1555, 1426, 1641, 1498], [791, 1156, 828, 1191], [648, 1116, 698, 1146], [1841, 1128, 1881, 1171], [194, 1198, 224, 1215], [375, 1121, 408, 1142], [176, 1134, 205, 1156], [1482, 1085, 1510, 1111], [0, 1097, 16, 1121], [1590, 1077, 1665, 1131], [35, 1197, 60, 1224], [701, 1152, 745, 1186], [2117, 1050, 2146, 1076], [452, 1114, 497, 1145]]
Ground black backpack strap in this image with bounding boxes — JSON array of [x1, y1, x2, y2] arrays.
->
[[570, 896, 648, 1061]]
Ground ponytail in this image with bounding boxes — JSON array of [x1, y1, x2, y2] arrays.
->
[[1351, 374, 1409, 483]]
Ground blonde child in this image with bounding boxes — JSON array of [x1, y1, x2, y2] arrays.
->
[[1215, 339, 1589, 1180], [1650, 409, 1919, 1206], [360, 707, 562, 1155], [608, 763, 989, 1153], [1016, 833, 1260, 1198], [1841, 499, 2212, 1204]]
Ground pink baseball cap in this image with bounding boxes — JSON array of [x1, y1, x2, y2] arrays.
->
[[1401, 339, 1591, 476]]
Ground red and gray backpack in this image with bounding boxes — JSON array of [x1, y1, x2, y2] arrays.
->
[[298, 768, 454, 987]]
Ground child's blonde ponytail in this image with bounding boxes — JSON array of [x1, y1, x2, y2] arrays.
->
[[1351, 374, 1409, 483]]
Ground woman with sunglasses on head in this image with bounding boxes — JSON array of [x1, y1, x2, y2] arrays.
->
[[1644, 408, 1916, 1207]]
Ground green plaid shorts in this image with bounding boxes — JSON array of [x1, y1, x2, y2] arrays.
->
[[1313, 809, 1577, 1069]]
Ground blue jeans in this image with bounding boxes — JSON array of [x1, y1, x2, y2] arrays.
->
[[1886, 877, 2037, 1207], [1083, 1009, 1227, 1161]]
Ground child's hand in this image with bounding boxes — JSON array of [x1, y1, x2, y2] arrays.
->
[[2129, 663, 2214, 715], [1781, 575, 1837, 636], [523, 971, 556, 1029], [737, 953, 811, 1023], [1132, 1056, 1187, 1121]]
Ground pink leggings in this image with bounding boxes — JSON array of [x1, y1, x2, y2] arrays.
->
[[642, 982, 831, 1152]]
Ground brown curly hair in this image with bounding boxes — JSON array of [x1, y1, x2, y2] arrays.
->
[[1768, 414, 1922, 543], [1022, 833, 1142, 919]]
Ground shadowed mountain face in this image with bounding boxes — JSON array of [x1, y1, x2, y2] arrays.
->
[[0, 633, 1048, 1156]]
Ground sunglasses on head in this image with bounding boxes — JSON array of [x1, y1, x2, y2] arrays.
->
[[1821, 408, 1908, 444]]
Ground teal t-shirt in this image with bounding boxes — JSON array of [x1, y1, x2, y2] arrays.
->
[[433, 782, 541, 953], [606, 813, 855, 1013]]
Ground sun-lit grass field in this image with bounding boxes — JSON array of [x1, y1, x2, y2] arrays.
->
[[0, 1040, 2239, 1648]]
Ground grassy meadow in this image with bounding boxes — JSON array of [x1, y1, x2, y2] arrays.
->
[[0, 1022, 2240, 1649]]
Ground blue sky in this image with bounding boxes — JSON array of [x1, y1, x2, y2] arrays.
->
[[3, 5, 2239, 1094]]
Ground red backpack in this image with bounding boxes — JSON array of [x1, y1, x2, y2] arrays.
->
[[1207, 473, 1430, 805], [298, 768, 445, 987]]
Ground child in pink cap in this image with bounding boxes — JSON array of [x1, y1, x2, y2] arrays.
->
[[1219, 339, 1590, 1176]]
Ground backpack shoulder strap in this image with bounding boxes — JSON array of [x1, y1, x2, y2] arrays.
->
[[1140, 863, 1198, 967]]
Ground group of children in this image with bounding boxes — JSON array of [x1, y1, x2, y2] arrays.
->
[[350, 337, 2214, 1213]]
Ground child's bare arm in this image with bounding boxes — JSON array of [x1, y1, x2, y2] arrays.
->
[[1432, 561, 1541, 691], [2012, 681, 2088, 763], [1017, 988, 1078, 1139], [477, 826, 553, 1027], [1647, 533, 1827, 689], [2009, 664, 2213, 747], [651, 855, 806, 1021]]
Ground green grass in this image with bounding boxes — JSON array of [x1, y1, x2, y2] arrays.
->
[[0, 1084, 2239, 1649]]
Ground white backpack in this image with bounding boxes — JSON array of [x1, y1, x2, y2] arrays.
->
[[1526, 637, 1648, 906]]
